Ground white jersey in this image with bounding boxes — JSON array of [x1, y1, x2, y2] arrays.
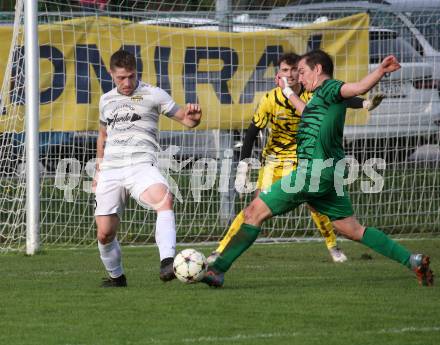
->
[[99, 81, 180, 169]]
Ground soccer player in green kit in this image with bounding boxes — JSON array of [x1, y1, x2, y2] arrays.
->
[[202, 49, 434, 288]]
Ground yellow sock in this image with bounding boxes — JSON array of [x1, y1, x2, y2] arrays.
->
[[216, 210, 245, 253], [309, 210, 337, 250]]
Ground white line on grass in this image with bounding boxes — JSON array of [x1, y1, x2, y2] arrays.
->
[[182, 332, 298, 343], [376, 326, 440, 334], [180, 327, 440, 343], [15, 236, 438, 253]]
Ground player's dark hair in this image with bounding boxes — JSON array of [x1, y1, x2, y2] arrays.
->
[[301, 49, 334, 77], [277, 52, 301, 67], [110, 50, 136, 71]]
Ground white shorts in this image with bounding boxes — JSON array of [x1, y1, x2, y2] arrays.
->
[[95, 163, 169, 216]]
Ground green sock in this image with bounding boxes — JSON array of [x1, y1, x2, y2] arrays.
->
[[361, 227, 411, 268], [213, 223, 261, 273]]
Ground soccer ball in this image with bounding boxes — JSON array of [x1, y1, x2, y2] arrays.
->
[[173, 249, 208, 283]]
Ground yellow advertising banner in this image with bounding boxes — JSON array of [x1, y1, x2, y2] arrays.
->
[[0, 13, 369, 132]]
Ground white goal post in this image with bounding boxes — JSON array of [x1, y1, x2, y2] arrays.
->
[[24, 0, 40, 255], [0, 0, 439, 252]]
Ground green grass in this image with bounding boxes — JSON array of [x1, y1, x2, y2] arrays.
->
[[1, 240, 439, 345]]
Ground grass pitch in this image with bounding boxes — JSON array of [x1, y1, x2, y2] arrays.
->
[[0, 239, 439, 345]]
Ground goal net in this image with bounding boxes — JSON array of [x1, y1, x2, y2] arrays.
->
[[0, 0, 439, 251]]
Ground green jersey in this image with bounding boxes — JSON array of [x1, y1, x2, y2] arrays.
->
[[259, 78, 355, 220], [296, 79, 347, 183]]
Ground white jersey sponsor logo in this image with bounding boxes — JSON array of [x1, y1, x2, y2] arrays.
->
[[99, 81, 178, 169]]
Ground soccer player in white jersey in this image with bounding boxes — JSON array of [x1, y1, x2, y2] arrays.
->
[[93, 50, 202, 287]]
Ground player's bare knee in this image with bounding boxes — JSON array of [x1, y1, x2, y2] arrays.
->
[[155, 193, 174, 212], [345, 220, 365, 240], [97, 231, 115, 244], [140, 183, 173, 210], [243, 199, 271, 225], [243, 206, 258, 224], [333, 217, 365, 241], [153, 190, 173, 211], [95, 215, 118, 244], [353, 224, 366, 241]]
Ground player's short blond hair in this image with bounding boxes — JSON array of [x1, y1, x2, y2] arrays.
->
[[110, 50, 136, 71]]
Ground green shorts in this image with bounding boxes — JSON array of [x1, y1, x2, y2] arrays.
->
[[258, 169, 354, 221]]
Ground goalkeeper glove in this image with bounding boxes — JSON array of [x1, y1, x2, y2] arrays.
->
[[363, 94, 385, 111], [281, 77, 294, 98], [234, 161, 249, 194]]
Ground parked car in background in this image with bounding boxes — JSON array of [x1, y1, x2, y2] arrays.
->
[[262, 1, 440, 161], [346, 28, 440, 161], [395, 11, 440, 80]]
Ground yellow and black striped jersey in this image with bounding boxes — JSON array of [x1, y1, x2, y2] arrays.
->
[[252, 87, 312, 167]]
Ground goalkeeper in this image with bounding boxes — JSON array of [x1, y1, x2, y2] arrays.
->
[[203, 50, 433, 288], [209, 53, 383, 264]]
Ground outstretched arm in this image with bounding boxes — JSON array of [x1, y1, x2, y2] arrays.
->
[[344, 94, 384, 111], [344, 97, 364, 109], [172, 103, 202, 128], [340, 55, 401, 99]]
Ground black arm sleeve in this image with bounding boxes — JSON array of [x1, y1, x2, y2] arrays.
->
[[240, 122, 261, 161], [344, 96, 364, 109]]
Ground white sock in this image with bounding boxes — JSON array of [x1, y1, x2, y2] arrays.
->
[[155, 210, 176, 261], [98, 238, 124, 278]]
